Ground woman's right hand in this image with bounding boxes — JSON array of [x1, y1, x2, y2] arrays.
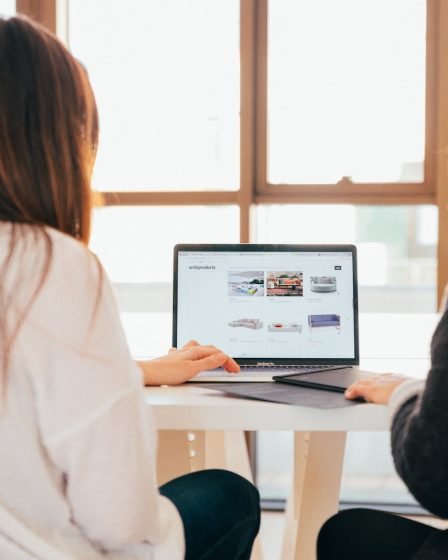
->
[[344, 372, 412, 404], [137, 340, 240, 386]]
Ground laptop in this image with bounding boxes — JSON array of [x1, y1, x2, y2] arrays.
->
[[173, 243, 375, 386]]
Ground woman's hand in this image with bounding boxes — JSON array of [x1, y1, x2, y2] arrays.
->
[[137, 340, 240, 386], [344, 373, 412, 404]]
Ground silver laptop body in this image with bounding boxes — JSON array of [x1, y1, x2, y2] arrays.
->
[[173, 244, 359, 382]]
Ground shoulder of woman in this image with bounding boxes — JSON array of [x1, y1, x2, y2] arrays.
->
[[18, 226, 111, 348], [12, 226, 140, 400], [45, 226, 102, 284], [1, 224, 101, 291]]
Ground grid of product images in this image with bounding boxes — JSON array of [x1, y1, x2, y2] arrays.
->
[[227, 269, 341, 336]]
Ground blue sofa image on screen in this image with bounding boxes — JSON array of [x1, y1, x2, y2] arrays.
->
[[308, 314, 341, 330]]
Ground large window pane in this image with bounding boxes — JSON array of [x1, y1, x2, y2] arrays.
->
[[256, 204, 437, 507], [91, 205, 239, 284], [0, 1, 15, 16], [69, 0, 240, 191], [91, 205, 239, 356], [256, 205, 437, 312], [268, 0, 426, 184]]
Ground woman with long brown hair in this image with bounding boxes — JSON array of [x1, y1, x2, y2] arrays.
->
[[0, 16, 260, 560]]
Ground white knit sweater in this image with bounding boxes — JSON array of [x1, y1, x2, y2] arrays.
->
[[0, 224, 184, 559]]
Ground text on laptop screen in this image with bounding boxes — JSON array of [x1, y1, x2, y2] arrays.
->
[[176, 250, 355, 360]]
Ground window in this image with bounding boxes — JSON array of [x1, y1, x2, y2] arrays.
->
[[266, 0, 427, 188], [256, 205, 437, 312], [69, 0, 240, 192], [0, 0, 16, 16]]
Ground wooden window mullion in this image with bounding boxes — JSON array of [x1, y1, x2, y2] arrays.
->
[[16, 0, 56, 33]]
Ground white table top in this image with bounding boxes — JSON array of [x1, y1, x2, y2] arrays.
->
[[143, 384, 391, 431], [120, 312, 438, 433]]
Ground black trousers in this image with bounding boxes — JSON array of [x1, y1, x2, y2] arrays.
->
[[160, 469, 260, 560], [317, 508, 441, 560]]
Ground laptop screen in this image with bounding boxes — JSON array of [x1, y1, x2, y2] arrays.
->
[[173, 245, 358, 365]]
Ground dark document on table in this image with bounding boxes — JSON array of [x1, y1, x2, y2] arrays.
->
[[198, 382, 361, 409]]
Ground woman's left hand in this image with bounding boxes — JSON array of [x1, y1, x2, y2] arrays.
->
[[344, 373, 412, 404]]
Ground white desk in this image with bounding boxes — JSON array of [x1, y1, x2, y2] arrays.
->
[[122, 313, 437, 560], [144, 381, 389, 432], [144, 362, 425, 560], [144, 389, 381, 560]]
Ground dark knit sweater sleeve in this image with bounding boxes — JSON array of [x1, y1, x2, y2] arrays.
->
[[391, 308, 448, 518]]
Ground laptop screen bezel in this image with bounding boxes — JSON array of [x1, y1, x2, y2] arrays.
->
[[173, 243, 359, 366]]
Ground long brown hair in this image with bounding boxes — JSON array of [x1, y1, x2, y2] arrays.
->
[[0, 16, 98, 239], [0, 16, 99, 379]]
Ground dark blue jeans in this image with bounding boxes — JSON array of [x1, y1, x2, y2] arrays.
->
[[160, 469, 260, 560], [317, 508, 440, 559]]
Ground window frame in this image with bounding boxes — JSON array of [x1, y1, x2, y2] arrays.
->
[[254, 0, 438, 203], [15, 0, 448, 304]]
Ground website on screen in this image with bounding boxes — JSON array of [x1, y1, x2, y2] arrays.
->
[[177, 251, 355, 359]]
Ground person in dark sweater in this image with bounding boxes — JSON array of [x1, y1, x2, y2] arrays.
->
[[317, 308, 448, 560]]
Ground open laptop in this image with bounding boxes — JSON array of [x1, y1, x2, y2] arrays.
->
[[173, 244, 373, 385]]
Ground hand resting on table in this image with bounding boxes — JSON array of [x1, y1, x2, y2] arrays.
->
[[344, 372, 413, 404]]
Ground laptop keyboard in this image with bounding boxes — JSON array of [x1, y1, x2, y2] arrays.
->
[[214, 364, 340, 376]]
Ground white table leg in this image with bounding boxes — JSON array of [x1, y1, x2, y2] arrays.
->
[[156, 429, 223, 483], [156, 430, 192, 486], [281, 431, 347, 560]]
